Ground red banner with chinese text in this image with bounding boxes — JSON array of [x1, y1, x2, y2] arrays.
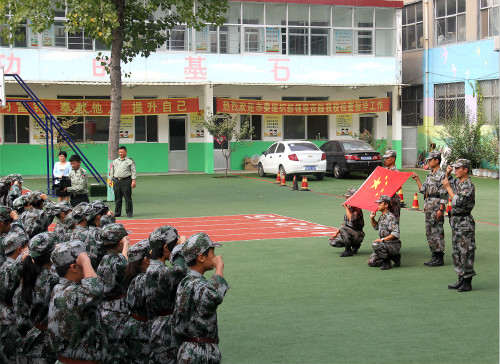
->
[[346, 167, 413, 212], [216, 97, 390, 115], [0, 98, 199, 116]]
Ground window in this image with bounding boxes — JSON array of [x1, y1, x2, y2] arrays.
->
[[0, 20, 28, 47], [402, 85, 424, 126], [3, 114, 29, 143], [478, 79, 499, 124], [240, 97, 262, 140], [282, 97, 328, 140], [167, 25, 190, 51], [402, 1, 423, 51], [435, 0, 466, 45], [434, 82, 465, 124], [134, 96, 158, 142], [481, 0, 500, 38]]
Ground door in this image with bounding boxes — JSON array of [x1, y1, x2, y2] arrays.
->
[[169, 117, 188, 171], [402, 127, 418, 167]]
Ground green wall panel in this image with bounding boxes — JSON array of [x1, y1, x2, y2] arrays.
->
[[0, 143, 169, 176], [188, 143, 208, 172]]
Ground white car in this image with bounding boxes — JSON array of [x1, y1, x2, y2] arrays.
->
[[257, 141, 327, 180]]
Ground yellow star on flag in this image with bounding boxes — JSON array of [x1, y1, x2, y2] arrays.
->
[[371, 177, 382, 189]]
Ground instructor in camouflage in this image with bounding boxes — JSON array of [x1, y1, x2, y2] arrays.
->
[[442, 159, 476, 292], [411, 151, 448, 266]]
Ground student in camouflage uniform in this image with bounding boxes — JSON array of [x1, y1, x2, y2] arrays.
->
[[0, 230, 30, 363], [48, 240, 106, 363], [329, 188, 365, 257], [13, 194, 30, 215], [52, 202, 73, 242], [68, 202, 89, 246], [6, 174, 23, 208], [123, 239, 151, 364], [85, 200, 112, 268], [97, 223, 130, 364], [14, 251, 31, 364], [174, 232, 229, 364], [368, 195, 401, 270], [145, 225, 188, 364], [64, 154, 89, 207], [19, 191, 58, 239], [22, 232, 59, 363], [442, 159, 476, 292], [0, 206, 17, 268], [383, 150, 402, 222], [411, 151, 448, 266]]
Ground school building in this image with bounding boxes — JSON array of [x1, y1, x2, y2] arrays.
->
[[0, 0, 408, 177]]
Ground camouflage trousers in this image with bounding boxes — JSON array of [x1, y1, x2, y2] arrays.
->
[[0, 323, 19, 363], [450, 216, 476, 279], [24, 327, 56, 364], [123, 315, 152, 364], [330, 227, 365, 248], [367, 240, 401, 266], [99, 298, 128, 364], [149, 315, 177, 364], [425, 211, 445, 253], [177, 342, 221, 364]]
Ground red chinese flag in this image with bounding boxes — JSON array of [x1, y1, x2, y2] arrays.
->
[[346, 166, 413, 212]]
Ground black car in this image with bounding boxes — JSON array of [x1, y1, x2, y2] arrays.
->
[[319, 139, 382, 178]]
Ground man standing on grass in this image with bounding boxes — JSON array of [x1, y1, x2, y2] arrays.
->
[[442, 159, 476, 292], [110, 146, 136, 218], [64, 155, 89, 207], [411, 151, 448, 267]]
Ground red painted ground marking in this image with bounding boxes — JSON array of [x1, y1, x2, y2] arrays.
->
[[121, 214, 338, 243], [231, 173, 499, 226]]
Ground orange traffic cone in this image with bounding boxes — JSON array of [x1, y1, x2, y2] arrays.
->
[[446, 198, 452, 216], [292, 175, 299, 191], [275, 172, 281, 184], [397, 188, 406, 207], [411, 193, 420, 210], [300, 176, 310, 191], [280, 172, 287, 187]]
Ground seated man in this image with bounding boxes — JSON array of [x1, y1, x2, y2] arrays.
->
[[367, 195, 401, 270], [328, 188, 365, 257]]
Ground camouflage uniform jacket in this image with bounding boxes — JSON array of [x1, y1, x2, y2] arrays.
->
[[374, 212, 400, 243], [0, 257, 20, 326], [69, 225, 92, 256], [7, 185, 22, 207], [448, 177, 475, 216], [30, 268, 60, 325], [53, 221, 67, 242], [88, 226, 105, 267], [0, 235, 6, 268], [173, 270, 229, 340], [341, 207, 364, 232], [66, 167, 88, 195], [19, 200, 57, 236], [48, 277, 105, 361], [419, 169, 448, 213], [96, 250, 128, 303], [127, 273, 148, 318], [145, 256, 188, 319], [14, 285, 32, 337]]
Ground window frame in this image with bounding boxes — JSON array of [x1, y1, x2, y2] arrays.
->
[[434, 82, 466, 125]]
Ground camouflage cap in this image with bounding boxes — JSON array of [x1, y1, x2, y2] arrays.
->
[[374, 195, 392, 204], [343, 188, 357, 197], [8, 173, 23, 183], [101, 223, 129, 245], [51, 240, 89, 268], [0, 205, 13, 221], [3, 230, 29, 254], [64, 211, 77, 229], [100, 214, 116, 227], [149, 225, 179, 250], [72, 202, 89, 223], [127, 239, 150, 263], [452, 158, 471, 169], [426, 151, 442, 160], [12, 195, 29, 210], [29, 232, 58, 259], [84, 200, 108, 221], [182, 232, 221, 264], [383, 150, 397, 158], [29, 190, 45, 204], [53, 201, 72, 215]]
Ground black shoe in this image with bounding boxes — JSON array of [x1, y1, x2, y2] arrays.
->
[[428, 252, 444, 267], [392, 254, 401, 267], [448, 277, 464, 289], [114, 214, 121, 217], [127, 214, 133, 218], [352, 245, 360, 254], [380, 260, 392, 270], [340, 248, 353, 257], [458, 277, 472, 292], [424, 253, 436, 266]]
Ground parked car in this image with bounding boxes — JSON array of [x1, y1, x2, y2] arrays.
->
[[258, 141, 326, 180], [319, 139, 382, 178]]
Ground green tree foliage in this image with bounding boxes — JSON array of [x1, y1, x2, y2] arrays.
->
[[202, 113, 254, 178], [0, 0, 228, 160]]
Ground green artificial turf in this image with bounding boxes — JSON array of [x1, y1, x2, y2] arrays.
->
[[23, 170, 499, 364]]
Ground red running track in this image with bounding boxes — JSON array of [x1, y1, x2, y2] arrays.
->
[[121, 214, 338, 243]]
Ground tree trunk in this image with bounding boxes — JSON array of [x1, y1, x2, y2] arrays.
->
[[108, 0, 125, 161]]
